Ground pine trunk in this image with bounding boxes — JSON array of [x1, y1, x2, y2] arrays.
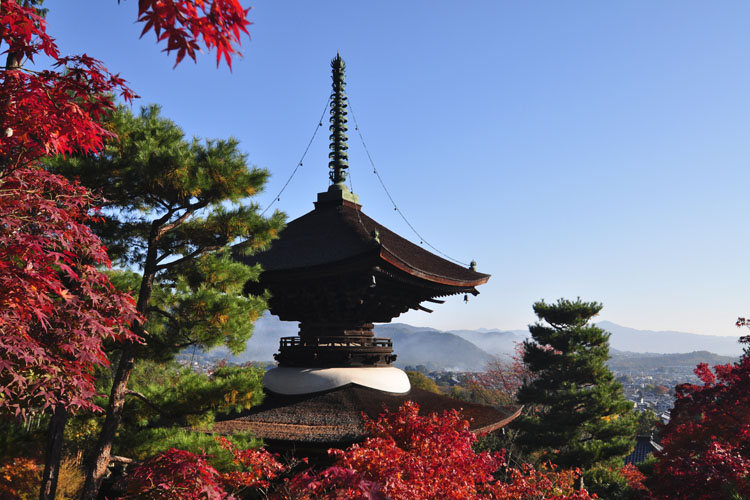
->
[[39, 405, 67, 500], [80, 228, 157, 500], [79, 348, 136, 500]]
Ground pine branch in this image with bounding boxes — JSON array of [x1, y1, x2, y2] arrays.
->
[[125, 389, 168, 416], [172, 341, 197, 349], [148, 306, 178, 326], [154, 243, 223, 272], [154, 199, 209, 241]]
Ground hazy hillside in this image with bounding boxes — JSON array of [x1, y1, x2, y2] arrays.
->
[[190, 315, 745, 370], [191, 317, 495, 371], [374, 324, 494, 371], [194, 317, 496, 371], [608, 350, 737, 372], [445, 328, 527, 357], [193, 314, 297, 364], [448, 321, 745, 358], [598, 321, 744, 357]]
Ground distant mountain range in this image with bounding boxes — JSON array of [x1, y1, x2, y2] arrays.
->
[[597, 321, 743, 357], [607, 350, 737, 372], [193, 315, 745, 371], [374, 324, 498, 372]]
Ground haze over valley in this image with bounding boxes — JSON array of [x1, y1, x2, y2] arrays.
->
[[192, 314, 745, 372]]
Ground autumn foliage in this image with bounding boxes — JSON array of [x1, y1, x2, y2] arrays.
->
[[619, 463, 649, 497], [0, 457, 42, 500], [217, 436, 285, 493], [124, 402, 594, 500], [0, 0, 141, 416], [647, 335, 750, 500], [0, 169, 141, 415], [133, 0, 251, 68], [0, 1, 135, 164], [1, 0, 258, 413], [471, 342, 534, 405], [1, 2, 254, 496], [124, 448, 231, 500], [123, 443, 284, 500], [281, 401, 505, 500]]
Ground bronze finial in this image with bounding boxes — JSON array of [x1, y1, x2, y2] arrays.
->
[[328, 53, 349, 185]]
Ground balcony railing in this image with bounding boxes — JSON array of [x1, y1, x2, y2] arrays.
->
[[278, 336, 393, 349], [275, 336, 396, 367]]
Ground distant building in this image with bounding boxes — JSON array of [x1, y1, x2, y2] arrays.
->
[[624, 435, 663, 465]]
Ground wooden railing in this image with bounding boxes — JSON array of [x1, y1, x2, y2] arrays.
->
[[278, 336, 392, 349]]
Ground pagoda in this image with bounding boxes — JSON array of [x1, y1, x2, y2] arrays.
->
[[216, 55, 519, 453]]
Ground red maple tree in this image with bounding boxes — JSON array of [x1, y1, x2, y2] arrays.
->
[[1, 1, 253, 498], [279, 402, 594, 500], [279, 401, 505, 500], [124, 448, 234, 500], [0, 0, 140, 417], [647, 334, 750, 500], [124, 402, 595, 500], [1, 0, 251, 419], [124, 439, 285, 500], [0, 0, 256, 407], [132, 0, 251, 68]]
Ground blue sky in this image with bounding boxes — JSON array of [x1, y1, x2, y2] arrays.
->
[[47, 1, 750, 337]]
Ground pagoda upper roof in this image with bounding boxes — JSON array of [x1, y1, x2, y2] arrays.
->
[[239, 197, 489, 289]]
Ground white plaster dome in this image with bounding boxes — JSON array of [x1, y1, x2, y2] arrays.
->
[[263, 366, 411, 395]]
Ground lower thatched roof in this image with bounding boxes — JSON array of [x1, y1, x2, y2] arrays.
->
[[209, 384, 521, 447]]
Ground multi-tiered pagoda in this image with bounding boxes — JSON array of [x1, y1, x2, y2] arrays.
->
[[215, 55, 519, 453]]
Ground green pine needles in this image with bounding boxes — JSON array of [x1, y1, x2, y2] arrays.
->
[[514, 298, 636, 471], [48, 104, 284, 359], [48, 105, 285, 492]]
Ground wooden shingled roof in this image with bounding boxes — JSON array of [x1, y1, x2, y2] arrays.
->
[[208, 384, 521, 448], [238, 199, 489, 290]]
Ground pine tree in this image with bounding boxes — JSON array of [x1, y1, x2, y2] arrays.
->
[[514, 298, 635, 472], [48, 104, 284, 499]]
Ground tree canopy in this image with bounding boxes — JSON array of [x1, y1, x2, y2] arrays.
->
[[50, 104, 283, 357], [514, 298, 636, 471], [49, 103, 282, 498], [0, 1, 256, 496], [647, 335, 750, 500], [123, 402, 595, 500], [0, 0, 256, 414], [0, 0, 141, 420]]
